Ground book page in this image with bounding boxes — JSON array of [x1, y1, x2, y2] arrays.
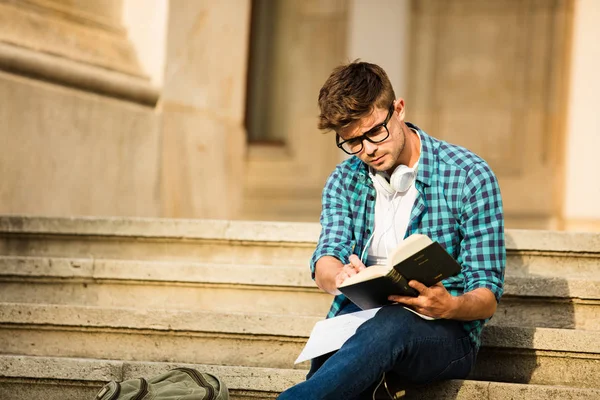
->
[[388, 234, 432, 268], [403, 306, 437, 320], [338, 265, 390, 287]]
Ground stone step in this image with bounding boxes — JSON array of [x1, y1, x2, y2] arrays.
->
[[1, 256, 599, 328], [0, 256, 332, 316], [1, 303, 599, 388], [0, 217, 319, 266], [3, 255, 599, 298], [2, 355, 600, 400], [1, 216, 599, 274], [491, 296, 600, 331]]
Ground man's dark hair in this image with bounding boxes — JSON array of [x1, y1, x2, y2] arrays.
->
[[318, 61, 396, 133]]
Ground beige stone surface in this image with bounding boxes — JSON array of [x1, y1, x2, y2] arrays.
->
[[5, 216, 600, 252], [0, 327, 309, 370], [0, 382, 101, 400], [481, 325, 600, 354], [414, 380, 600, 400], [564, 0, 600, 223], [1, 277, 596, 329], [0, 215, 312, 240], [407, 1, 572, 228], [473, 348, 600, 389], [1, 255, 598, 326], [0, 0, 145, 77], [503, 274, 600, 299], [0, 42, 159, 105], [486, 382, 600, 400], [0, 303, 319, 337], [4, 254, 597, 296], [2, 303, 600, 386], [0, 256, 333, 316], [506, 229, 600, 253], [0, 355, 306, 393], [0, 235, 315, 265], [0, 280, 332, 316], [492, 298, 600, 331], [0, 217, 598, 391], [0, 73, 160, 217], [241, 0, 348, 222], [506, 252, 600, 278], [2, 303, 598, 354], [3, 355, 600, 399], [0, 355, 123, 381], [160, 106, 247, 219], [160, 0, 251, 220], [0, 256, 315, 285], [0, 215, 321, 242]]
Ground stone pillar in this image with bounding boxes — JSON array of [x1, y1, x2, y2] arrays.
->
[[0, 0, 161, 217], [347, 0, 410, 102], [160, 0, 250, 219], [0, 0, 157, 104], [563, 0, 600, 231], [0, 0, 142, 76]]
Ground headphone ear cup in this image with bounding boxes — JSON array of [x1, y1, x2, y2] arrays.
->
[[390, 165, 416, 192]]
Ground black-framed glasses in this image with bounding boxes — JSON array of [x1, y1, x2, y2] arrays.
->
[[336, 103, 395, 155]]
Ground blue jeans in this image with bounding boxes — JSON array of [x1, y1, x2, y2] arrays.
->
[[278, 303, 477, 400]]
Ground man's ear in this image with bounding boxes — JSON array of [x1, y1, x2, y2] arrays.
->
[[394, 98, 406, 121]]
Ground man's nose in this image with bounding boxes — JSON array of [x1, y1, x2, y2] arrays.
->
[[363, 139, 377, 155]]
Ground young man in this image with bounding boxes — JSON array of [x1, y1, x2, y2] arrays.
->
[[277, 61, 505, 399]]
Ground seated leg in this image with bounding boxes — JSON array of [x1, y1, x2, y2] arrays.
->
[[278, 305, 477, 400]]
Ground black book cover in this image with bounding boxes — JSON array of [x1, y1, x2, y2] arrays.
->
[[338, 242, 462, 310]]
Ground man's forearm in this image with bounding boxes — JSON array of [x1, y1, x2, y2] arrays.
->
[[446, 288, 497, 320], [314, 256, 344, 295]]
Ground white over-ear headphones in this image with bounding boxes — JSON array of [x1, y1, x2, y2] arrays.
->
[[371, 164, 417, 194]]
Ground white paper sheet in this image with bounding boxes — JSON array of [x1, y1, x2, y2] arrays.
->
[[294, 308, 381, 364], [294, 306, 436, 364]]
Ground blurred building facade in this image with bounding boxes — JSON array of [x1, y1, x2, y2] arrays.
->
[[0, 0, 598, 231]]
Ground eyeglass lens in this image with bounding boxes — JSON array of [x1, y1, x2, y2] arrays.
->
[[340, 125, 389, 154]]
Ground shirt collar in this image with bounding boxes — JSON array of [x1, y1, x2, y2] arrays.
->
[[406, 122, 434, 187]]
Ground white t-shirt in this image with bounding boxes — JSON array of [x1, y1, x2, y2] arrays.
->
[[366, 130, 421, 266]]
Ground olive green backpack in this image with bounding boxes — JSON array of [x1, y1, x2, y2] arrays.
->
[[94, 367, 228, 400]]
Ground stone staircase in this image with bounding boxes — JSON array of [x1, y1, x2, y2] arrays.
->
[[0, 216, 599, 399]]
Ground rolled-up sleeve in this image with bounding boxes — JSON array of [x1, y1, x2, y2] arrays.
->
[[458, 162, 506, 303], [310, 167, 354, 279]]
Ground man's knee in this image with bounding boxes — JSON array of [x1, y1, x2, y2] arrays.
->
[[350, 305, 420, 360], [359, 305, 419, 338]]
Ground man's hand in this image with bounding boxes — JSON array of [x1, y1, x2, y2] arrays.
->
[[315, 254, 366, 296], [388, 281, 458, 319], [335, 254, 367, 288], [388, 282, 498, 321]]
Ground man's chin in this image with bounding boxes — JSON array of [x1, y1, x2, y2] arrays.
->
[[368, 164, 385, 172], [368, 157, 392, 171]]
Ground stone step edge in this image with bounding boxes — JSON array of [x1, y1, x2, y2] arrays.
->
[[2, 215, 600, 253], [1, 303, 598, 354], [2, 256, 598, 299], [2, 355, 600, 398], [0, 216, 321, 244]]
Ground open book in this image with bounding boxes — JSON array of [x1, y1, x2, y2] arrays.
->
[[338, 234, 461, 311]]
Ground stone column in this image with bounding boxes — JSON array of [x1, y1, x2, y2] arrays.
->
[[563, 0, 600, 231], [0, 0, 157, 104], [160, 0, 251, 219], [0, 0, 161, 217]]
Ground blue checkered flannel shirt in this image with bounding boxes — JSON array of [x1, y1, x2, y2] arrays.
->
[[310, 123, 506, 347]]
